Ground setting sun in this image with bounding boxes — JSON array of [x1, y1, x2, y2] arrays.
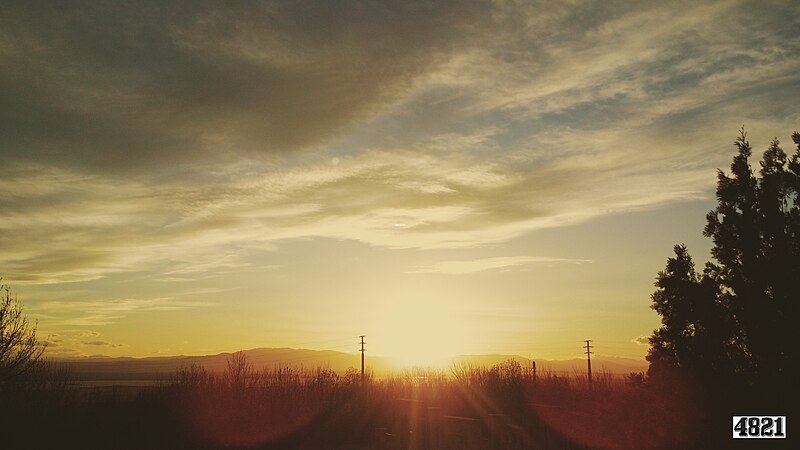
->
[[373, 298, 464, 368]]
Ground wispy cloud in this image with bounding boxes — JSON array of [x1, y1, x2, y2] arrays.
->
[[43, 333, 63, 348], [82, 340, 124, 348], [29, 297, 214, 326], [411, 256, 592, 275], [39, 330, 127, 357]]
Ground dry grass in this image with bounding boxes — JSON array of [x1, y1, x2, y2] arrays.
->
[[0, 354, 759, 449]]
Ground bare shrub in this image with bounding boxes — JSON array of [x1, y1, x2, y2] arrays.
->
[[223, 350, 254, 390], [0, 281, 45, 386]]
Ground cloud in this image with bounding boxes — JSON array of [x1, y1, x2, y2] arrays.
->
[[29, 297, 214, 326], [81, 340, 124, 348], [633, 335, 650, 346], [411, 256, 592, 275], [0, 1, 491, 172], [43, 332, 63, 347], [0, 0, 798, 287], [43, 346, 85, 357], [40, 330, 124, 356]]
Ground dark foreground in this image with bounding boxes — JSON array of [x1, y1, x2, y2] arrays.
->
[[1, 361, 791, 450]]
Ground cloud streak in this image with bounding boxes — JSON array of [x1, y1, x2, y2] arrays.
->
[[82, 340, 123, 348], [411, 256, 592, 275], [29, 296, 214, 326]]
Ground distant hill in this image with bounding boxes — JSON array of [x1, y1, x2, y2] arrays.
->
[[52, 348, 646, 383], [53, 347, 374, 382]]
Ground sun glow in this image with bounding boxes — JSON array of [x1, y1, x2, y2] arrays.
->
[[372, 298, 464, 369]]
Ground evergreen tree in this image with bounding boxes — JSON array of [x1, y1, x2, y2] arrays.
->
[[646, 245, 740, 385], [648, 129, 799, 391]]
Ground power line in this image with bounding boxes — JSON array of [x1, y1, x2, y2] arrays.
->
[[278, 337, 357, 349]]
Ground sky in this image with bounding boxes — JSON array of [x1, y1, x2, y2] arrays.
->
[[1, 0, 798, 364]]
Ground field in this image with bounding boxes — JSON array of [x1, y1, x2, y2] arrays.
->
[[1, 354, 772, 450]]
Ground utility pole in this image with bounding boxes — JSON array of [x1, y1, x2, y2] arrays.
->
[[359, 335, 366, 383], [584, 339, 593, 390]]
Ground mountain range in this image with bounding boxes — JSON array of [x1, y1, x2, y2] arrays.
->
[[51, 347, 647, 383]]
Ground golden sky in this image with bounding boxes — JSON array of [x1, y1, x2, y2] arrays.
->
[[1, 1, 798, 363]]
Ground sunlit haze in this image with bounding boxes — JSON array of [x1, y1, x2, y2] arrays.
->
[[1, 1, 798, 366]]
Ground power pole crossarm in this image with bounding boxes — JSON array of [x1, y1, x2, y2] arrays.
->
[[359, 335, 366, 383], [584, 339, 593, 390]]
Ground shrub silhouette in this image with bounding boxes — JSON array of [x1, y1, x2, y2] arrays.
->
[[0, 281, 45, 386]]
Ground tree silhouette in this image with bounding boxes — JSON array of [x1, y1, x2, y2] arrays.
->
[[0, 282, 45, 385], [648, 129, 799, 392], [646, 245, 742, 385]]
